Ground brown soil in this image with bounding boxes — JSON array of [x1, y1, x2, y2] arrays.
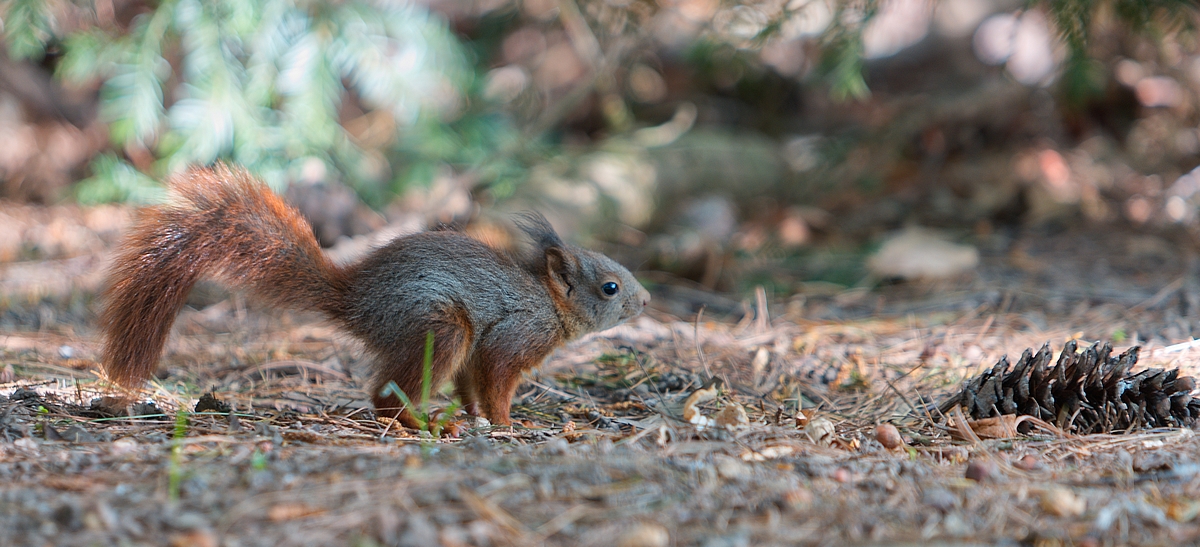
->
[[3, 204, 1200, 546]]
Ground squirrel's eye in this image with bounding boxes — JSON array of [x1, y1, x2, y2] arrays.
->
[[602, 282, 620, 296]]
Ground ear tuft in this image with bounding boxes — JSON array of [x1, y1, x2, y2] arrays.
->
[[515, 211, 564, 251]]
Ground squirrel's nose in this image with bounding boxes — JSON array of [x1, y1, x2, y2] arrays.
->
[[638, 288, 651, 308]]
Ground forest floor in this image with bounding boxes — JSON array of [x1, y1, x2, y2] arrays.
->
[[4, 205, 1200, 546]]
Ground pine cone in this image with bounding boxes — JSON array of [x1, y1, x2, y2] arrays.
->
[[937, 341, 1200, 433]]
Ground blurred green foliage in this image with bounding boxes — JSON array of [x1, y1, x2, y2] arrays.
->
[[1045, 0, 1197, 104], [1, 0, 1196, 208], [4, 0, 477, 205]]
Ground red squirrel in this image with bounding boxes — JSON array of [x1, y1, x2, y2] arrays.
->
[[99, 165, 649, 427]]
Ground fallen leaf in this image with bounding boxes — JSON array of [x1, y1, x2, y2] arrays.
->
[[1166, 499, 1200, 522], [804, 417, 835, 446], [866, 227, 979, 280], [714, 402, 749, 430], [682, 383, 719, 429], [952, 414, 1069, 440]]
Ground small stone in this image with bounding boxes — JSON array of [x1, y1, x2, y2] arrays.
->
[[714, 455, 751, 480], [58, 345, 75, 359], [965, 459, 998, 482], [61, 425, 96, 443], [875, 423, 903, 450], [110, 439, 138, 456], [1014, 454, 1042, 471], [1041, 486, 1086, 517], [542, 437, 571, 456], [168, 529, 218, 547], [399, 514, 439, 547], [1133, 452, 1173, 473], [617, 522, 670, 547], [460, 435, 492, 454], [52, 502, 82, 531], [168, 512, 210, 530], [194, 393, 231, 414], [14, 437, 38, 452], [90, 396, 128, 417], [831, 467, 851, 483], [934, 446, 968, 463], [781, 487, 813, 510], [922, 488, 958, 512]]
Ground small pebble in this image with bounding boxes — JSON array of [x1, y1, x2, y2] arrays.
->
[[933, 445, 968, 463], [541, 437, 571, 456], [166, 530, 218, 547], [1041, 486, 1086, 517], [875, 423, 903, 450], [964, 459, 998, 482], [58, 345, 74, 359], [922, 488, 958, 512], [831, 467, 851, 483], [714, 455, 751, 480], [1014, 454, 1042, 471], [617, 522, 670, 547], [782, 487, 813, 510]]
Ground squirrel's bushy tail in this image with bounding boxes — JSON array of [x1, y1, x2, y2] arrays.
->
[[100, 164, 349, 388]]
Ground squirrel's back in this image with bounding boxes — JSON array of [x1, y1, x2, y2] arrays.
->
[[342, 231, 561, 351], [100, 165, 349, 387]]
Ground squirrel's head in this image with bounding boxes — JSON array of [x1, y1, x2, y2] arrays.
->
[[516, 213, 650, 338]]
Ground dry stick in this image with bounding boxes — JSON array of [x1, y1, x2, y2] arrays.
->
[[882, 377, 921, 421], [950, 405, 982, 445], [1129, 276, 1184, 314], [755, 286, 770, 334], [632, 350, 680, 422], [534, 503, 592, 540], [523, 378, 579, 402], [239, 360, 349, 380], [972, 314, 996, 347], [694, 305, 713, 379], [460, 487, 537, 543]]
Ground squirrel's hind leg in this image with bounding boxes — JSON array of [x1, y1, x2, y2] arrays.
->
[[453, 368, 480, 417], [369, 309, 472, 430]]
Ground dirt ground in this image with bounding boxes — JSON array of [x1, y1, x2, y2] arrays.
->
[[4, 206, 1200, 546]]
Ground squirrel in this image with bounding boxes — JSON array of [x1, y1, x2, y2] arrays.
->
[[99, 164, 649, 428]]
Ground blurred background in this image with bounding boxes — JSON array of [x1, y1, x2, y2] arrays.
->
[[0, 0, 1199, 321]]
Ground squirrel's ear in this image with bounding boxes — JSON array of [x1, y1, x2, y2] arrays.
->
[[544, 246, 577, 297], [515, 212, 565, 251]]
